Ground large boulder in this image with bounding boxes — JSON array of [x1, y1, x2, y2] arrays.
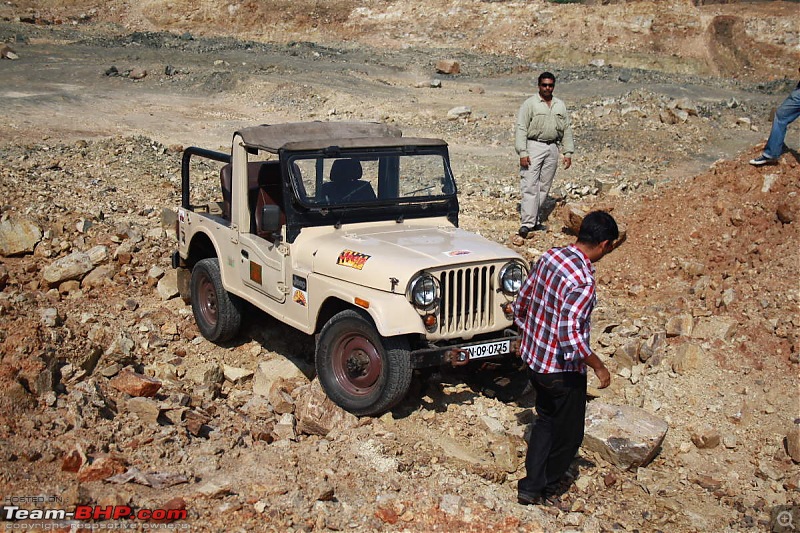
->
[[583, 401, 668, 470], [295, 379, 357, 436], [0, 217, 42, 256], [42, 245, 109, 285], [252, 357, 310, 397]]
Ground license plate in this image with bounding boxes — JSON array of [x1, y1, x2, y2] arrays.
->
[[463, 339, 511, 360]]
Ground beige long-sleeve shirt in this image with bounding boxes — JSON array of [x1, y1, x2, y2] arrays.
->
[[514, 94, 574, 158]]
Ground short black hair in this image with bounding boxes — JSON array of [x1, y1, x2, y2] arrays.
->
[[538, 72, 556, 85], [577, 211, 619, 245]]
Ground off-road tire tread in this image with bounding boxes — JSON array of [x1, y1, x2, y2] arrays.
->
[[190, 257, 243, 343], [316, 309, 412, 416]]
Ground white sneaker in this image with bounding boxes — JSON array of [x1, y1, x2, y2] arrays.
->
[[749, 155, 776, 166]]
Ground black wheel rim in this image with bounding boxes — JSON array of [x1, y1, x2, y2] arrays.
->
[[196, 271, 218, 328], [331, 332, 382, 397]]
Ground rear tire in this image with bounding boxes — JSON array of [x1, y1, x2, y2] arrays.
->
[[316, 309, 412, 416], [190, 258, 242, 343]]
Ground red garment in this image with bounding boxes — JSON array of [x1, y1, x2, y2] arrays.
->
[[513, 244, 596, 374]]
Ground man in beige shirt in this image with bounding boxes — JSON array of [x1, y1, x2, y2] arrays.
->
[[515, 72, 574, 238]]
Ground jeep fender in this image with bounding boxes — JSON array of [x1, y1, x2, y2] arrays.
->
[[311, 278, 425, 338], [184, 227, 241, 291]]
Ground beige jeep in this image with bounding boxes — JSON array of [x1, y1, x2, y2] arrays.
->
[[172, 121, 527, 415]]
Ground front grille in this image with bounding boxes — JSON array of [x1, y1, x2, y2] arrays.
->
[[437, 265, 496, 335]]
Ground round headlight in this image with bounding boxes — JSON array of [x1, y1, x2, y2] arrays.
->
[[409, 274, 437, 309], [500, 261, 526, 295]]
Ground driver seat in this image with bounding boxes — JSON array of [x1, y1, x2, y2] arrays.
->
[[319, 158, 376, 202]]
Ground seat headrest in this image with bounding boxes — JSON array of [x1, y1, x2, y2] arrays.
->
[[330, 158, 362, 183]]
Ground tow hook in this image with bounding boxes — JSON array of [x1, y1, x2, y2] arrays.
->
[[446, 348, 469, 367]]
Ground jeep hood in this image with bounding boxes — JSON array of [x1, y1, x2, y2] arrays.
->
[[309, 224, 521, 292]]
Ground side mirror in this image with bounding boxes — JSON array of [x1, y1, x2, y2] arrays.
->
[[259, 205, 282, 234]]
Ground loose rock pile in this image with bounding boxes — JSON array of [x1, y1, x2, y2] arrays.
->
[[1, 110, 798, 533], [0, 1, 799, 530]]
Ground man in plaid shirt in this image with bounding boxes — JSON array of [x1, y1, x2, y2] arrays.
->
[[513, 210, 618, 507]]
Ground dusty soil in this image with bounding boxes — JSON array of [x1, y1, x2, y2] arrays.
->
[[0, 1, 799, 532]]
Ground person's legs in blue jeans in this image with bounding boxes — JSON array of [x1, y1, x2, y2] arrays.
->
[[763, 89, 800, 160]]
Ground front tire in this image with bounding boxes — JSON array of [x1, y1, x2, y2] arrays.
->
[[316, 309, 412, 416], [190, 258, 242, 343]]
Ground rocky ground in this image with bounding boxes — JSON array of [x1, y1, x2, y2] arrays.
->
[[0, 1, 799, 532]]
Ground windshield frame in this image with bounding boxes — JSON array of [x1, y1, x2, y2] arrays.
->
[[285, 145, 459, 210], [277, 144, 460, 242]]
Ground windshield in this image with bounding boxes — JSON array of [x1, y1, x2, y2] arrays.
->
[[288, 150, 456, 207]]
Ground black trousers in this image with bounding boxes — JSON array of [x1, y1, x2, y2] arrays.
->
[[518, 370, 587, 496]]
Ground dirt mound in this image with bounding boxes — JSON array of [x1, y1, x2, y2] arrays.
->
[[604, 155, 799, 362], [4, 0, 800, 81], [1, 1, 799, 531], [705, 14, 795, 77]]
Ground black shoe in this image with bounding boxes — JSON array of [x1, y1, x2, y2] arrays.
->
[[518, 226, 530, 238], [532, 223, 547, 232], [517, 490, 543, 506]]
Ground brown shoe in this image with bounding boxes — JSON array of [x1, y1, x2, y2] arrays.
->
[[543, 494, 571, 512]]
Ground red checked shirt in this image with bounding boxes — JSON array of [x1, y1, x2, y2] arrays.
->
[[513, 244, 596, 374]]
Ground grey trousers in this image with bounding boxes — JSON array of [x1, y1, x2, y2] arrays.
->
[[520, 140, 559, 227]]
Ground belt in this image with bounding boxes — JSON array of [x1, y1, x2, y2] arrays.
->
[[531, 138, 558, 144]]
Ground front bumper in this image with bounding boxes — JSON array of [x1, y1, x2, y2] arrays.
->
[[409, 329, 519, 369]]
